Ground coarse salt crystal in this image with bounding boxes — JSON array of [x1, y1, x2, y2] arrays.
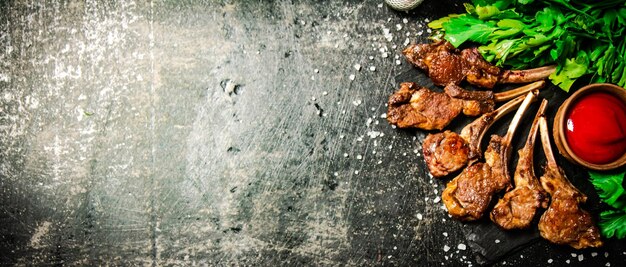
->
[[606, 263, 610, 267], [566, 260, 570, 264], [548, 259, 553, 264], [457, 244, 466, 250], [417, 213, 423, 220], [343, 153, 348, 157], [354, 64, 361, 71], [357, 155, 363, 160], [433, 197, 441, 203], [333, 172, 338, 176], [349, 74, 356, 81], [354, 170, 359, 174], [578, 255, 584, 261], [322, 91, 328, 95], [592, 252, 598, 257], [369, 66, 376, 71], [495, 239, 500, 244], [395, 60, 401, 65], [443, 245, 450, 252], [314, 69, 319, 73], [403, 18, 408, 24]]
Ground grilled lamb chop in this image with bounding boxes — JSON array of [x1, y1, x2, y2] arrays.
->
[[442, 91, 537, 221], [537, 117, 603, 249], [490, 99, 549, 229], [422, 91, 532, 177], [402, 40, 556, 88], [387, 81, 544, 130]]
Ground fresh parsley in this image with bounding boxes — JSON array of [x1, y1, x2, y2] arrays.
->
[[589, 170, 626, 239]]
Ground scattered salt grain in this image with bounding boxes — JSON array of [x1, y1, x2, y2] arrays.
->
[[457, 244, 466, 250], [605, 252, 609, 258], [443, 232, 448, 237], [403, 18, 408, 24], [343, 153, 349, 158], [606, 263, 610, 267], [495, 239, 500, 244], [322, 91, 328, 96], [312, 97, 316, 101], [349, 74, 356, 81], [592, 252, 598, 257], [369, 66, 376, 72], [395, 24, 402, 31], [433, 196, 441, 203], [548, 259, 553, 264], [352, 100, 362, 106], [357, 155, 363, 160], [380, 113, 387, 119], [566, 260, 570, 264], [443, 245, 450, 252], [395, 60, 402, 65], [571, 253, 577, 258], [367, 131, 382, 139], [314, 69, 319, 73], [354, 170, 359, 174], [382, 52, 389, 58], [334, 172, 338, 177], [417, 213, 423, 220], [578, 255, 584, 261]]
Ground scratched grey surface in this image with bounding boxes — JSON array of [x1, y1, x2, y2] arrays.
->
[[1, 1, 625, 266]]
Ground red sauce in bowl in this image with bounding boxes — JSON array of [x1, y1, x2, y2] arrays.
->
[[564, 92, 626, 165]]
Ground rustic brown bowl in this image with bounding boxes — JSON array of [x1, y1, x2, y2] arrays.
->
[[553, 83, 626, 171]]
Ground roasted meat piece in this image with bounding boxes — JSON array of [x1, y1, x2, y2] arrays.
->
[[402, 40, 556, 88], [537, 117, 603, 249], [423, 90, 536, 177], [442, 91, 537, 221], [491, 99, 549, 229], [387, 81, 544, 130]]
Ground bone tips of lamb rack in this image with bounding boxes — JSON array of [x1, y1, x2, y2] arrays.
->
[[500, 65, 557, 84], [493, 80, 545, 102]]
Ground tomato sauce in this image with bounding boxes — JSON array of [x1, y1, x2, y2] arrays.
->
[[564, 92, 626, 164]]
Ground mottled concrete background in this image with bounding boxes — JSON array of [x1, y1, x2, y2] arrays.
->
[[0, 1, 624, 266]]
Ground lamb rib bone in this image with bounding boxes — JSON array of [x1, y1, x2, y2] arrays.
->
[[490, 99, 549, 229], [422, 91, 529, 177], [536, 117, 603, 249], [441, 90, 537, 221]]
